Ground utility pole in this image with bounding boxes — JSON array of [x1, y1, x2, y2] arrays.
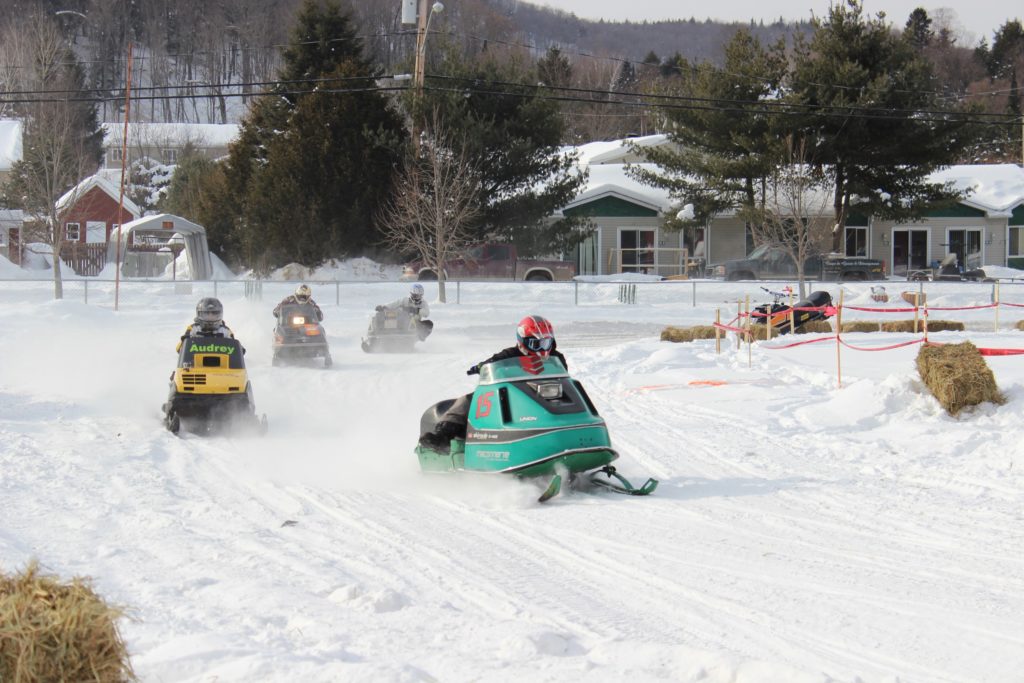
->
[[407, 0, 443, 148], [413, 0, 428, 96]]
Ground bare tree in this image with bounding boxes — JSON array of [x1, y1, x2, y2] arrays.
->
[[739, 137, 833, 298], [378, 119, 481, 303], [0, 11, 103, 299]]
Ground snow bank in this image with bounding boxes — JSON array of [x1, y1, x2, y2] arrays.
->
[[257, 257, 405, 282]]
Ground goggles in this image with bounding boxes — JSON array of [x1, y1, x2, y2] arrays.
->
[[522, 336, 553, 352]]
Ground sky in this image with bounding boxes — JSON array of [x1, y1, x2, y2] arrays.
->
[[537, 0, 1021, 43], [2, 264, 1023, 681]]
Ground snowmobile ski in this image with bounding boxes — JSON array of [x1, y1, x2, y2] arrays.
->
[[537, 474, 562, 503], [587, 466, 658, 496]]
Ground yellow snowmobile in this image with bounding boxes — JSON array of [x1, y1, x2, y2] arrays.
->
[[162, 335, 267, 436]]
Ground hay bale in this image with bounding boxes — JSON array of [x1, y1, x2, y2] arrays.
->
[[901, 291, 926, 306], [661, 325, 719, 342], [1016, 320, 1024, 331], [925, 320, 966, 332], [0, 561, 135, 683], [880, 319, 965, 333], [840, 320, 883, 333], [916, 341, 1006, 416], [794, 320, 834, 334]]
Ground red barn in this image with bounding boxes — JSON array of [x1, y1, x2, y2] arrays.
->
[[56, 174, 141, 275]]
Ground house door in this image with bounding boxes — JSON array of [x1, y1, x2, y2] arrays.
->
[[86, 221, 106, 244], [891, 229, 928, 277], [948, 229, 983, 270], [619, 228, 655, 273]]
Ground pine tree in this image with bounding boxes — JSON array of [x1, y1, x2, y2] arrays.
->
[[632, 29, 789, 230], [788, 0, 980, 249], [414, 52, 587, 255], [210, 0, 406, 270]]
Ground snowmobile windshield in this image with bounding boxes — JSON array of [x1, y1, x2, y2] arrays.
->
[[278, 303, 319, 325], [178, 337, 245, 370]]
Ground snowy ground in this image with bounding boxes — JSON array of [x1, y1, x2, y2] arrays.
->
[[2, 276, 1024, 683]]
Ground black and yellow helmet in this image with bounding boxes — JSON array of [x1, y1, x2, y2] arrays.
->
[[295, 284, 312, 303]]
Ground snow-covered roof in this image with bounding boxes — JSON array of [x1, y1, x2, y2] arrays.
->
[[0, 119, 23, 171], [56, 174, 142, 217], [560, 134, 1024, 220], [115, 213, 205, 235], [560, 162, 673, 214], [929, 164, 1024, 216], [100, 122, 240, 148], [572, 134, 669, 166]]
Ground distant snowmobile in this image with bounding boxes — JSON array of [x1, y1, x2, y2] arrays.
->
[[272, 302, 332, 368], [361, 305, 428, 353], [753, 287, 833, 335]]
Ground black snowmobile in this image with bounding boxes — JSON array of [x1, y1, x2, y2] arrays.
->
[[162, 335, 267, 436], [753, 287, 833, 334], [361, 305, 425, 353], [272, 302, 332, 368]]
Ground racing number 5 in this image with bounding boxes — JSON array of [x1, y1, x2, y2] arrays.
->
[[475, 391, 494, 418]]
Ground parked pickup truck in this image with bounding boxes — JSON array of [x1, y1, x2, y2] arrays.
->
[[710, 243, 885, 281], [403, 243, 576, 281]]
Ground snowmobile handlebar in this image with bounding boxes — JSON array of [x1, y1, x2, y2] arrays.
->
[[760, 286, 793, 302]]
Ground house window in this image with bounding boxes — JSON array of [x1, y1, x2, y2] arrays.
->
[[845, 227, 867, 256], [1010, 227, 1023, 268], [161, 148, 178, 164], [107, 148, 123, 165], [65, 222, 81, 242], [1010, 227, 1022, 256]]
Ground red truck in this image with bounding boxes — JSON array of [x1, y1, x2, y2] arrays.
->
[[403, 243, 576, 282]]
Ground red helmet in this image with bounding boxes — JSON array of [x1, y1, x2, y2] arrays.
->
[[516, 315, 555, 359]]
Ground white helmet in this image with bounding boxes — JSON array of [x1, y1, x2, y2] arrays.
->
[[410, 283, 424, 303], [295, 284, 312, 303]]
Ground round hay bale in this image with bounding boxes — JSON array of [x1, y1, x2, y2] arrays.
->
[[915, 341, 1006, 416], [0, 561, 135, 682], [1015, 320, 1024, 331], [661, 325, 719, 342]]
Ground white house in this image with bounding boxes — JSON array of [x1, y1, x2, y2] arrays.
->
[[100, 122, 239, 169], [557, 136, 1024, 277]]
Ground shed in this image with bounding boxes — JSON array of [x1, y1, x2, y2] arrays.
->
[[108, 214, 212, 280]]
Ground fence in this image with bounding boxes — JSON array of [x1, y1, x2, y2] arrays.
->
[[711, 285, 1024, 388], [3, 277, 1024, 319], [59, 243, 107, 276]]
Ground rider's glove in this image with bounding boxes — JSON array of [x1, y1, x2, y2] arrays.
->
[[466, 364, 480, 375]]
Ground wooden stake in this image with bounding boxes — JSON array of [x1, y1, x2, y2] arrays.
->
[[745, 295, 752, 368], [114, 42, 133, 312], [994, 281, 1000, 332], [836, 289, 844, 388], [715, 309, 721, 354], [917, 290, 925, 333], [736, 300, 743, 350], [788, 288, 795, 336]]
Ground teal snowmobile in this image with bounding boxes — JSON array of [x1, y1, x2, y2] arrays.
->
[[415, 356, 658, 502]]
